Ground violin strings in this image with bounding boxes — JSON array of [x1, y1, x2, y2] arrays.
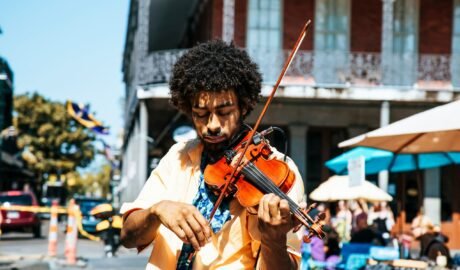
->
[[241, 163, 311, 224], [242, 163, 301, 211], [242, 164, 309, 224]]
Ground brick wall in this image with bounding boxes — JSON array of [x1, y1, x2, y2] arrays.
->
[[283, 0, 314, 50], [351, 0, 382, 52], [234, 0, 248, 47], [208, 0, 455, 54], [419, 0, 453, 54], [212, 0, 223, 39]]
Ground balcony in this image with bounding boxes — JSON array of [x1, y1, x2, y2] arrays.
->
[[137, 49, 460, 92]]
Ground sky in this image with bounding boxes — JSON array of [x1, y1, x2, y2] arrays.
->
[[0, 0, 130, 147]]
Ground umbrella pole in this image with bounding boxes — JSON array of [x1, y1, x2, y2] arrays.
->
[[414, 154, 423, 211], [416, 171, 423, 212], [399, 173, 406, 235]]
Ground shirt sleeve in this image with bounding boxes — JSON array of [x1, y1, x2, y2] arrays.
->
[[120, 142, 182, 214]]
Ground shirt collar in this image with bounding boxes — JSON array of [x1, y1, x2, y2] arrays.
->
[[186, 138, 204, 169]]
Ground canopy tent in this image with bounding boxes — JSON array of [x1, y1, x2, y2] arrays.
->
[[339, 100, 460, 153], [309, 175, 392, 202]]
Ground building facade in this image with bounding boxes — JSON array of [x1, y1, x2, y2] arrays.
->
[[121, 0, 460, 247], [0, 57, 34, 191], [0, 57, 13, 131]]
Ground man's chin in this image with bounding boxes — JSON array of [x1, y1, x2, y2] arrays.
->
[[202, 140, 229, 155]]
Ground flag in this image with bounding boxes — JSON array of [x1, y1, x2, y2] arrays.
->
[[66, 101, 109, 135], [98, 139, 119, 169], [99, 139, 113, 161]]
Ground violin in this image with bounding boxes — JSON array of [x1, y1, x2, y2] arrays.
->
[[204, 129, 326, 241], [204, 19, 326, 242]]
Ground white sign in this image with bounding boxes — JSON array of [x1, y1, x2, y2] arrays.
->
[[348, 156, 365, 187]]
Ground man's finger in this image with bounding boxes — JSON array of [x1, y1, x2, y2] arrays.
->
[[170, 225, 188, 242], [179, 221, 200, 251], [260, 194, 273, 222], [192, 211, 212, 240], [279, 199, 291, 220], [268, 195, 281, 220], [186, 215, 207, 247]]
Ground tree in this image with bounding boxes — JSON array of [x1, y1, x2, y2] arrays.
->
[[14, 93, 96, 179], [67, 163, 112, 197]]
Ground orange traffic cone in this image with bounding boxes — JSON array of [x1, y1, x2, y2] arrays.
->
[[65, 199, 78, 264], [47, 200, 59, 256]]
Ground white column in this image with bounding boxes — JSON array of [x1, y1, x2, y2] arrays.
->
[[379, 101, 390, 191], [138, 100, 149, 190], [222, 0, 235, 43], [289, 125, 308, 189], [424, 168, 441, 225]]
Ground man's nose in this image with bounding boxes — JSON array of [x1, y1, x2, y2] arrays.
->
[[207, 114, 221, 134]]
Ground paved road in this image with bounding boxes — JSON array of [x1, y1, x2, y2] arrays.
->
[[0, 220, 151, 269]]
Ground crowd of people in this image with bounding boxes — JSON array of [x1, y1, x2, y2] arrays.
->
[[302, 200, 453, 268]]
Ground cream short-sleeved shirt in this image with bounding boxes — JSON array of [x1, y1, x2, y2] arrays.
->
[[120, 139, 305, 270]]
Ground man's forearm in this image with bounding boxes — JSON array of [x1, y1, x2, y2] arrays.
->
[[258, 237, 297, 270], [120, 207, 160, 248]]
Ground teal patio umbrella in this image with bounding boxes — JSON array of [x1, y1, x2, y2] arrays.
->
[[325, 147, 460, 175]]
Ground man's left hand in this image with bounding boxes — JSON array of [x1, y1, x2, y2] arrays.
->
[[257, 193, 294, 244]]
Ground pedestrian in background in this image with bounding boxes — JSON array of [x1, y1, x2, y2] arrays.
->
[[331, 200, 352, 243], [368, 201, 394, 244]]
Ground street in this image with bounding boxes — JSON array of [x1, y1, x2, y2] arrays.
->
[[0, 220, 151, 270]]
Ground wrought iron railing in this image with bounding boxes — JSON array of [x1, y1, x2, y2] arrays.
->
[[139, 49, 460, 90]]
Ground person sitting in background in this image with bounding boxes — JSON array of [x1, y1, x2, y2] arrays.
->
[[350, 214, 384, 246], [368, 201, 394, 244], [411, 207, 432, 237], [411, 214, 451, 265], [350, 199, 368, 235], [302, 226, 341, 270], [324, 228, 341, 268], [332, 200, 352, 243]]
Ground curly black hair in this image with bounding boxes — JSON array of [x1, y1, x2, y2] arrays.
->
[[169, 40, 262, 118]]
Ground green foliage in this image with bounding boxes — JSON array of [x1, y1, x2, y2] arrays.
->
[[14, 93, 96, 177], [66, 164, 112, 197]]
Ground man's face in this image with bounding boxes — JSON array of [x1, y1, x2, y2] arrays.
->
[[191, 89, 244, 153]]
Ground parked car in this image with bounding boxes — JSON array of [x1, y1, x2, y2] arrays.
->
[[74, 196, 108, 234], [0, 190, 42, 238]]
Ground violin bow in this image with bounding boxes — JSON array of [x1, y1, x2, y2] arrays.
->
[[209, 20, 312, 221]]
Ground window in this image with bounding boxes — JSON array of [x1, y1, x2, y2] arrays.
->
[[313, 0, 350, 84], [393, 0, 419, 54], [246, 0, 282, 51], [314, 0, 350, 51], [453, 0, 460, 54], [390, 0, 419, 86]]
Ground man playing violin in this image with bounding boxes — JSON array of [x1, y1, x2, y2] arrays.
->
[[120, 40, 306, 270]]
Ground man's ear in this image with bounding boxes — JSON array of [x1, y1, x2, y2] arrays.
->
[[241, 107, 248, 117]]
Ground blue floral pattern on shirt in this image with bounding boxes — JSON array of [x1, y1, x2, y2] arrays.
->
[[176, 154, 231, 270]]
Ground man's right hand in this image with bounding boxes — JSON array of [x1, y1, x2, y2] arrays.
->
[[150, 200, 212, 250]]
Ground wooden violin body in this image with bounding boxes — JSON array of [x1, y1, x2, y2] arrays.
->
[[204, 131, 326, 240]]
